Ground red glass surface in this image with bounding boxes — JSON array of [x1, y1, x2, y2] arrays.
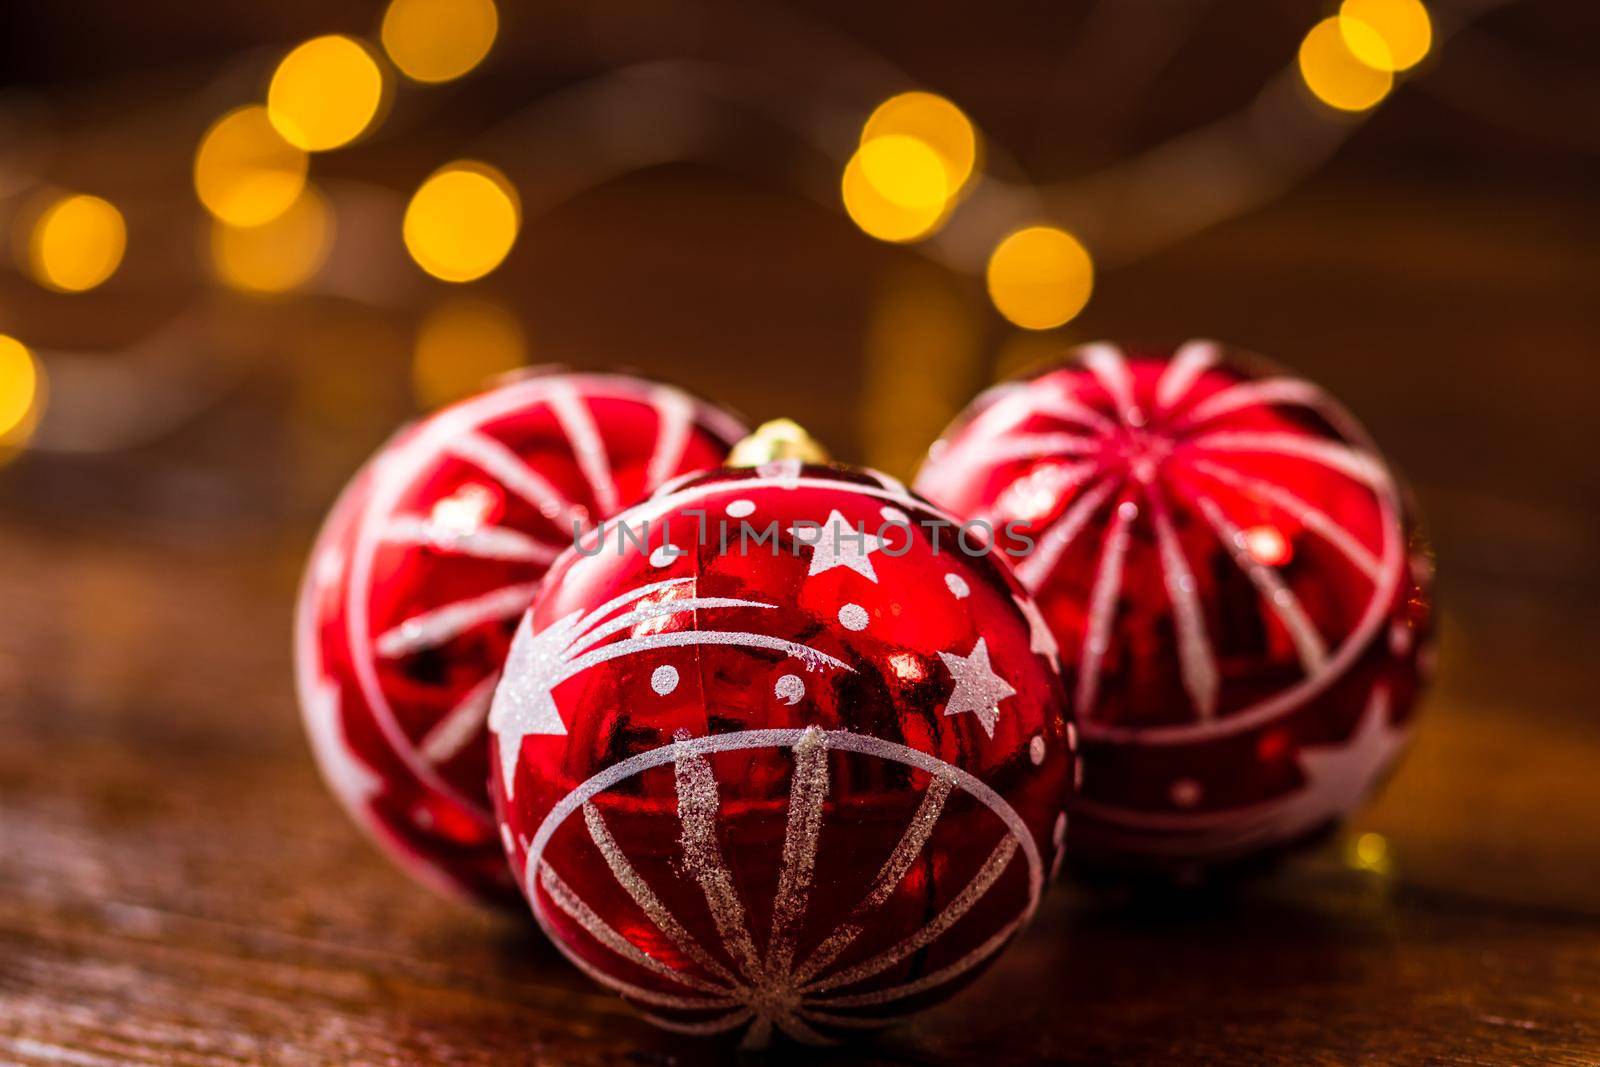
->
[[295, 372, 746, 904], [914, 341, 1433, 870], [489, 464, 1075, 1045]]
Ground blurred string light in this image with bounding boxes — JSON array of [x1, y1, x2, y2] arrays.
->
[[1341, 0, 1432, 72], [863, 91, 978, 190], [27, 194, 126, 292], [986, 226, 1094, 330], [403, 162, 521, 282], [194, 105, 308, 226], [1299, 17, 1395, 112], [1347, 831, 1393, 875], [382, 0, 499, 84], [267, 35, 387, 151], [0, 336, 44, 451], [412, 297, 526, 408], [842, 91, 977, 244], [211, 185, 334, 292]]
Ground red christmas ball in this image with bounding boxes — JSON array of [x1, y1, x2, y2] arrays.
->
[[488, 461, 1074, 1046], [914, 341, 1433, 870], [296, 372, 746, 904]]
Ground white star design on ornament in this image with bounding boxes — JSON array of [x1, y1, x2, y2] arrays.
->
[[938, 638, 1016, 739], [789, 510, 885, 583], [1013, 593, 1060, 673], [1281, 685, 1408, 832]]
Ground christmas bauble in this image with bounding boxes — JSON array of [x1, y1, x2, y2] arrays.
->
[[914, 341, 1432, 870], [295, 372, 746, 904], [488, 460, 1074, 1046]]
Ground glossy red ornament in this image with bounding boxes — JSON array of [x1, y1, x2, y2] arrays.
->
[[488, 462, 1074, 1046], [914, 341, 1432, 870], [295, 372, 746, 904]]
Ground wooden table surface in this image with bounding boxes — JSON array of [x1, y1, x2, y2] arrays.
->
[[2, 9, 1599, 1057]]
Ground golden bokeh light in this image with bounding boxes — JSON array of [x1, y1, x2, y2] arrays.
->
[[1348, 831, 1393, 875], [403, 162, 521, 282], [267, 35, 386, 151], [841, 145, 947, 243], [862, 91, 978, 191], [1299, 17, 1393, 112], [986, 226, 1094, 330], [1340, 0, 1432, 72], [858, 134, 949, 210], [382, 0, 499, 83], [194, 105, 308, 226], [28, 194, 127, 293], [0, 335, 43, 444], [211, 185, 334, 293], [412, 297, 527, 408]]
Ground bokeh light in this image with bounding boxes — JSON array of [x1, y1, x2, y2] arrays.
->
[[211, 185, 333, 293], [1299, 17, 1393, 112], [858, 134, 948, 210], [267, 35, 386, 151], [1347, 831, 1393, 875], [862, 91, 977, 191], [28, 194, 126, 292], [0, 335, 43, 446], [382, 0, 499, 84], [1243, 524, 1293, 567], [985, 226, 1094, 330], [403, 162, 521, 282], [412, 297, 527, 408], [1340, 0, 1432, 72], [841, 141, 948, 243], [194, 105, 308, 226]]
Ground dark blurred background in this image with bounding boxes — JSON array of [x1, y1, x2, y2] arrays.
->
[[1, 1, 1597, 1061]]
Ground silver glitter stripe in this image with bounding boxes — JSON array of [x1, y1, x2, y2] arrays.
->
[[560, 629, 851, 684], [1014, 477, 1118, 593], [1031, 393, 1116, 434], [575, 576, 696, 636], [419, 673, 498, 763], [1178, 376, 1327, 429], [374, 581, 541, 658], [673, 736, 764, 982], [740, 1016, 773, 1051], [565, 597, 775, 661], [549, 380, 620, 516], [807, 915, 1022, 1008], [381, 515, 561, 564], [802, 834, 1019, 995], [637, 1009, 754, 1036], [1149, 493, 1219, 720], [581, 802, 737, 985], [1154, 339, 1219, 411], [646, 387, 693, 490], [1075, 497, 1136, 720], [977, 432, 1102, 465], [445, 431, 584, 526], [1195, 495, 1329, 676], [794, 775, 954, 985], [1188, 431, 1388, 488], [539, 861, 731, 997], [764, 727, 830, 980], [1081, 343, 1143, 426], [524, 730, 1044, 934], [1191, 458, 1382, 581]]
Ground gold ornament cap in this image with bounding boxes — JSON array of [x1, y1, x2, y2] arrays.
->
[[726, 418, 831, 468]]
